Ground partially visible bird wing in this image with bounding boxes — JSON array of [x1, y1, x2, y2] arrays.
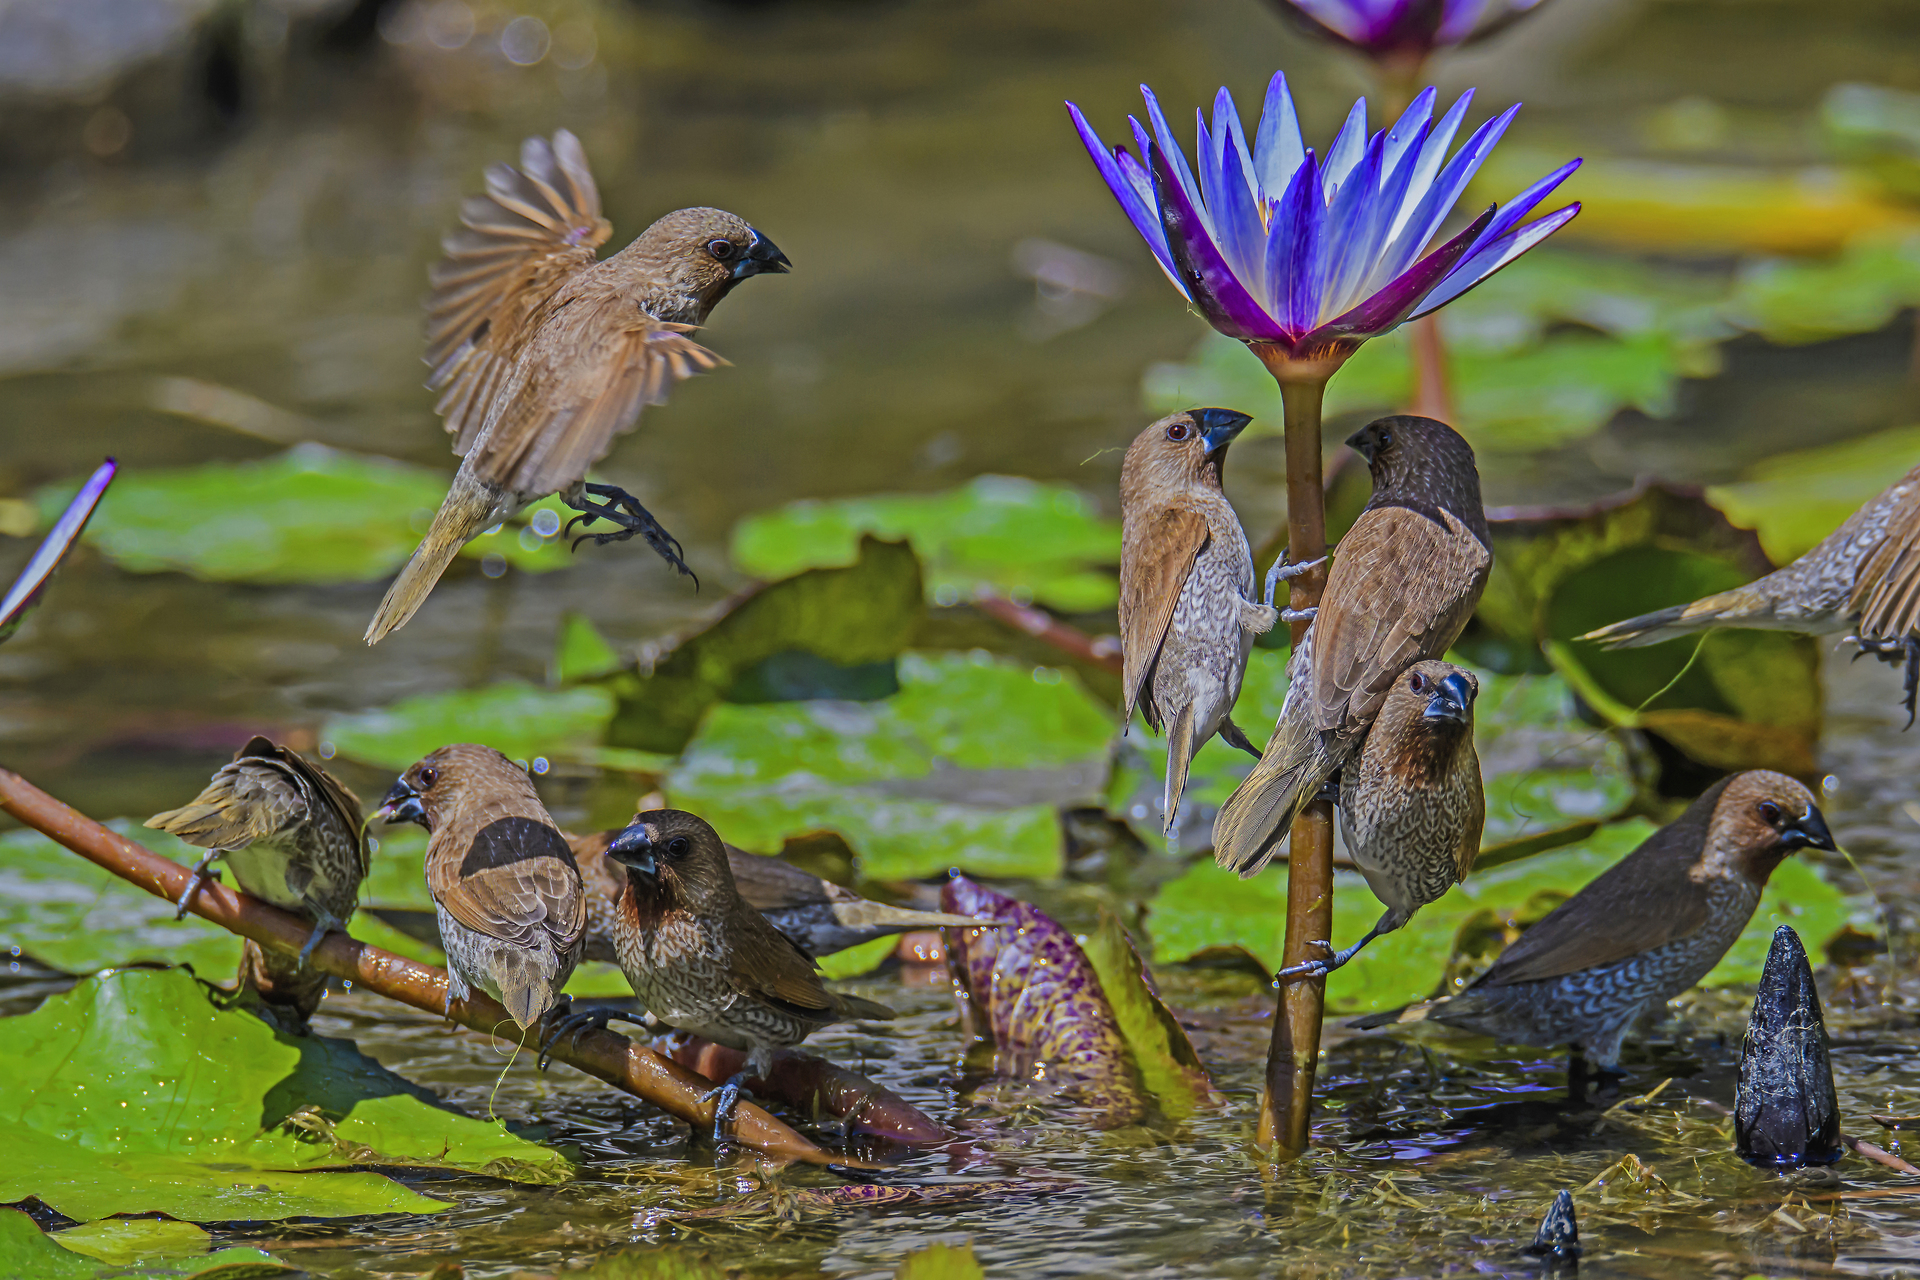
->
[[725, 910, 838, 1018], [426, 130, 611, 456], [146, 737, 305, 849], [1311, 506, 1491, 737], [1850, 473, 1920, 643], [269, 741, 370, 880], [725, 844, 834, 914], [1120, 506, 1210, 727], [433, 817, 587, 954]]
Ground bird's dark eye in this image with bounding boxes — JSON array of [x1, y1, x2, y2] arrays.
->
[[417, 767, 437, 789], [1408, 671, 1427, 692], [706, 238, 735, 261], [666, 836, 691, 858], [1758, 800, 1783, 825], [1378, 431, 1393, 449], [1166, 422, 1191, 441]]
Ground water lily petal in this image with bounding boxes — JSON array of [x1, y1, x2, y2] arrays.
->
[[1205, 96, 1270, 290], [1065, 103, 1180, 287], [1267, 150, 1325, 338], [1253, 71, 1307, 196], [1381, 99, 1517, 278], [1151, 140, 1284, 341], [1407, 200, 1581, 317], [1215, 88, 1262, 212], [1305, 202, 1495, 345], [1464, 156, 1583, 257], [1141, 85, 1207, 232], [1322, 97, 1371, 194], [1381, 88, 1476, 260], [1320, 130, 1388, 318], [1383, 85, 1437, 178]]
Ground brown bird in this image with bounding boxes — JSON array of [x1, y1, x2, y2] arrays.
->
[[1355, 770, 1836, 1073], [568, 828, 982, 962], [365, 129, 791, 645], [377, 744, 587, 1033], [1582, 462, 1920, 723], [149, 736, 368, 1023], [545, 809, 894, 1138], [1280, 661, 1482, 979], [1212, 415, 1492, 874], [1119, 408, 1280, 832]]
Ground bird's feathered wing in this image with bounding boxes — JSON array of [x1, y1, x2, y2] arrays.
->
[[725, 904, 896, 1025], [429, 804, 587, 957], [1119, 506, 1210, 728], [147, 736, 367, 878], [1850, 473, 1920, 644]]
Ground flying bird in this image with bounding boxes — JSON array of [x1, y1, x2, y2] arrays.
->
[[1354, 770, 1835, 1074], [1118, 408, 1281, 832], [1582, 462, 1920, 723], [1280, 660, 1482, 979], [149, 735, 368, 1024], [365, 129, 791, 645], [378, 743, 587, 1032], [1213, 415, 1492, 874], [545, 809, 894, 1140]]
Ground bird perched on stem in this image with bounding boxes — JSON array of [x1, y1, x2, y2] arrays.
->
[[1213, 415, 1491, 874], [149, 736, 367, 1024], [365, 130, 791, 645], [1280, 660, 1482, 979], [544, 809, 894, 1140], [1355, 770, 1836, 1074], [378, 744, 586, 1034], [1119, 408, 1281, 832], [1581, 462, 1920, 724]]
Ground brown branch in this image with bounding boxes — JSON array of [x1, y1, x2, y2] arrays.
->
[[668, 1039, 954, 1146], [1846, 1134, 1920, 1175], [973, 594, 1123, 675], [0, 767, 837, 1166]]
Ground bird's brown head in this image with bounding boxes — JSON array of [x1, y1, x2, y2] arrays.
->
[[1121, 408, 1251, 501], [1372, 660, 1478, 774], [1700, 771, 1837, 887], [377, 743, 520, 832], [604, 808, 738, 911], [1346, 415, 1487, 537], [623, 207, 789, 325]]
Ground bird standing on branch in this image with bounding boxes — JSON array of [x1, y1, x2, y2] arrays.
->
[[1582, 463, 1920, 723], [1212, 415, 1491, 874], [1118, 408, 1279, 833], [365, 130, 791, 644], [378, 743, 586, 1034]]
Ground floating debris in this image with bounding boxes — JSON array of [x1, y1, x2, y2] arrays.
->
[[1520, 1189, 1582, 1263]]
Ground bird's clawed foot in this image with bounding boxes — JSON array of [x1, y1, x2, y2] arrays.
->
[[1276, 928, 1376, 981], [295, 907, 347, 968], [535, 995, 649, 1070], [1263, 554, 1329, 609], [697, 1070, 752, 1145], [562, 483, 698, 585], [1852, 633, 1920, 729], [174, 852, 224, 920], [1278, 606, 1318, 624]]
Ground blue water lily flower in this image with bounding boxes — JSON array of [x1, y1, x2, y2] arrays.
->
[[1275, 0, 1549, 62], [1068, 75, 1581, 371]]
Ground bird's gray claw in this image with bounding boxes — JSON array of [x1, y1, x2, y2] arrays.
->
[[562, 485, 697, 585], [697, 1072, 750, 1145], [1275, 939, 1338, 981], [174, 855, 222, 920], [1278, 606, 1318, 624]]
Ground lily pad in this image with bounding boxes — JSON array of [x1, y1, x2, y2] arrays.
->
[[323, 683, 616, 772], [1077, 911, 1216, 1116], [1824, 82, 1920, 203], [1707, 422, 1920, 565], [666, 651, 1115, 880], [34, 444, 573, 585], [1724, 233, 1920, 347], [604, 536, 926, 755], [0, 967, 569, 1222], [3, 1209, 292, 1280], [894, 1242, 988, 1280], [732, 476, 1121, 612]]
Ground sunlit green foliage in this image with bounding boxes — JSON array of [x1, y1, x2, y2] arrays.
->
[[1, 1209, 294, 1279], [1709, 422, 1920, 563], [324, 682, 615, 771]]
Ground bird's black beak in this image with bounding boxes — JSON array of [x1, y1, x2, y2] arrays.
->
[[606, 823, 658, 877], [1423, 672, 1476, 724], [1194, 407, 1252, 456], [734, 228, 791, 279], [1345, 426, 1378, 464], [1781, 804, 1838, 853], [378, 779, 427, 828]]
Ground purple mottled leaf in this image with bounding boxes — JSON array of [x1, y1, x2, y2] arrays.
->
[[941, 875, 1146, 1127], [1150, 142, 1282, 342], [1304, 203, 1495, 346], [0, 459, 114, 643]]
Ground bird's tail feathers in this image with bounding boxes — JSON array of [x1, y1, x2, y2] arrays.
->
[[1211, 719, 1330, 877], [1347, 1000, 1437, 1030], [832, 992, 897, 1023], [1161, 702, 1198, 835], [492, 951, 556, 1032], [365, 471, 502, 645], [1579, 587, 1769, 649]]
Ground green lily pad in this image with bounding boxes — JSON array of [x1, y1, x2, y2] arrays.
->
[[35, 445, 573, 585], [1724, 233, 1920, 347], [324, 683, 616, 772], [667, 651, 1115, 880], [816, 934, 898, 981], [5, 1209, 293, 1280], [894, 1242, 987, 1280], [1078, 912, 1215, 1116], [0, 967, 569, 1222], [731, 476, 1121, 612], [605, 536, 926, 755], [1824, 82, 1920, 203], [578, 1250, 730, 1279], [1707, 422, 1920, 565]]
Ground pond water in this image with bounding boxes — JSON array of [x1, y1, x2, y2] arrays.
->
[[4, 0, 1920, 1275]]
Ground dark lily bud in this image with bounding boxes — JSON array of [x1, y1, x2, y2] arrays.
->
[[1520, 1189, 1581, 1263], [1735, 925, 1843, 1169]]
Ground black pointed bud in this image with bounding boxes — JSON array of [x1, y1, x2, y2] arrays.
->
[[1736, 925, 1843, 1169], [1520, 1189, 1581, 1264]]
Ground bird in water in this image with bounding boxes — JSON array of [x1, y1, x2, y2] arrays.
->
[[1117, 408, 1280, 833], [378, 744, 586, 1033], [365, 129, 791, 644], [148, 735, 367, 1024], [1280, 660, 1482, 979], [544, 809, 894, 1140], [1213, 415, 1492, 874], [1353, 770, 1836, 1076], [1581, 462, 1920, 724]]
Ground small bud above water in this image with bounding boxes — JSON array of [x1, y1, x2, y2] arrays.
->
[[1520, 1189, 1581, 1264], [1736, 925, 1843, 1169]]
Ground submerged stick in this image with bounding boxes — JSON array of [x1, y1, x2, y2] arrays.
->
[[973, 593, 1123, 675], [0, 767, 836, 1166]]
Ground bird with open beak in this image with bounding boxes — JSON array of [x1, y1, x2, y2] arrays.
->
[[1355, 770, 1836, 1075], [545, 809, 894, 1141], [1213, 415, 1492, 875], [378, 744, 586, 1034], [148, 736, 367, 1025], [365, 130, 791, 645], [1281, 660, 1483, 979], [1119, 408, 1280, 833]]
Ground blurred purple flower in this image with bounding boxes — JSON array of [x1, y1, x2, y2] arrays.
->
[[1067, 75, 1580, 367], [1275, 0, 1550, 62]]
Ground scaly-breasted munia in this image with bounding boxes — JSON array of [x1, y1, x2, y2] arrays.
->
[[1280, 660, 1482, 979], [1582, 462, 1920, 722], [569, 828, 980, 961], [378, 743, 586, 1032], [546, 809, 893, 1137], [1119, 408, 1280, 832], [365, 130, 791, 645], [1356, 770, 1835, 1071], [1213, 415, 1492, 874], [149, 735, 368, 1022]]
